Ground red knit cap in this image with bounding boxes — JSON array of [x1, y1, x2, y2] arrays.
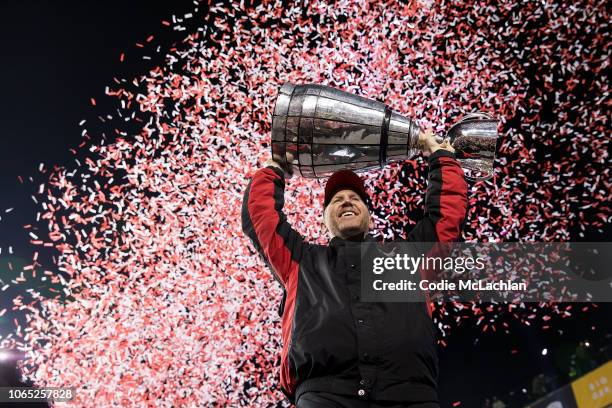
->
[[324, 170, 369, 208]]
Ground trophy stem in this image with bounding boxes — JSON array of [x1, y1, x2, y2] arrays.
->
[[386, 111, 421, 165]]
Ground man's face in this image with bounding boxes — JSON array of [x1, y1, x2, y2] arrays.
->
[[324, 189, 371, 239]]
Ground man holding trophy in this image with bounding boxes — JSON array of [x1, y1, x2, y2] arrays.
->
[[242, 83, 497, 407]]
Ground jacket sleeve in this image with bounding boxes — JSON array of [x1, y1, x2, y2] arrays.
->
[[407, 150, 468, 242], [241, 166, 305, 287]]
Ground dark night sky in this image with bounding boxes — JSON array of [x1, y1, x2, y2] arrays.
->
[[0, 0, 198, 355], [0, 0, 197, 341], [0, 0, 197, 393], [1, 0, 194, 219], [0, 2, 609, 407]]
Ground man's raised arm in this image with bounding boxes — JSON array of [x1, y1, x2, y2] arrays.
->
[[241, 158, 304, 288], [407, 130, 468, 242]]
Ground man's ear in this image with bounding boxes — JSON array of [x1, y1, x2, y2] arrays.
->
[[322, 206, 337, 239], [321, 207, 329, 237], [320, 220, 329, 238]]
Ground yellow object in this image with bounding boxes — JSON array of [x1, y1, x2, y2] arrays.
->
[[571, 360, 612, 408]]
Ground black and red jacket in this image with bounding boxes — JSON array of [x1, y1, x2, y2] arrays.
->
[[241, 150, 468, 405]]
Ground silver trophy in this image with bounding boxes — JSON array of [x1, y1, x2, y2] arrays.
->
[[271, 82, 499, 181]]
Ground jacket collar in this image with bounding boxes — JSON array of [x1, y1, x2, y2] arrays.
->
[[329, 232, 378, 247]]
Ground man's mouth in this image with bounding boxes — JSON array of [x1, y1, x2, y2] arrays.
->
[[339, 211, 356, 218]]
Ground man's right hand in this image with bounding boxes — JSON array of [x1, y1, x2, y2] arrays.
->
[[264, 152, 294, 176]]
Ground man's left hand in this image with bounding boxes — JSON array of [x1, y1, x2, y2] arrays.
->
[[418, 127, 455, 155]]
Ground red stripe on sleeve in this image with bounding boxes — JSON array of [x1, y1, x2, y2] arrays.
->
[[279, 264, 299, 396], [246, 168, 295, 285], [435, 157, 468, 242]]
